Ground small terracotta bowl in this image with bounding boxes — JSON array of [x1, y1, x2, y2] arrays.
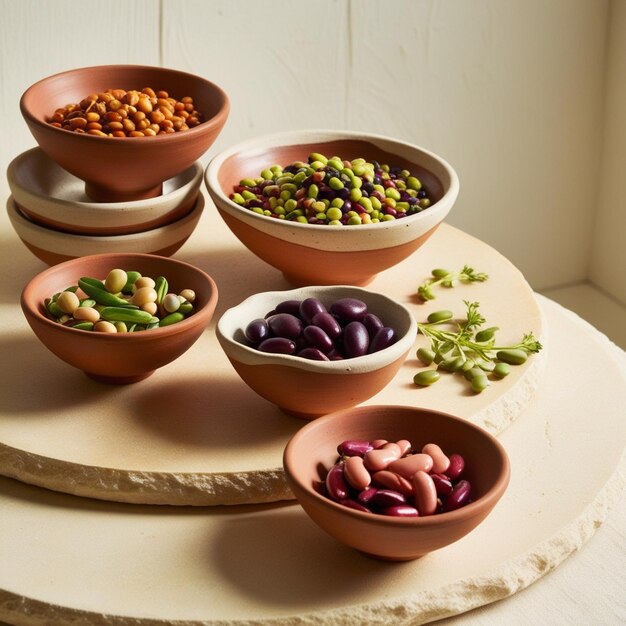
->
[[283, 405, 510, 561], [7, 192, 204, 266], [205, 130, 459, 286], [7, 148, 203, 235], [216, 286, 417, 419], [21, 253, 218, 384], [20, 65, 229, 202]]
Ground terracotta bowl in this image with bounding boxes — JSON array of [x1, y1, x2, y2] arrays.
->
[[283, 405, 510, 561], [21, 253, 218, 384], [7, 192, 204, 266], [204, 130, 459, 286], [216, 286, 417, 419], [20, 65, 229, 202], [7, 148, 203, 235]]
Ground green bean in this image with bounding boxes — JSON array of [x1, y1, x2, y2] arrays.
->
[[493, 362, 511, 378], [427, 310, 453, 323], [178, 301, 194, 316], [416, 347, 435, 365], [100, 307, 155, 324], [159, 312, 185, 327], [464, 366, 483, 381], [78, 278, 136, 308], [496, 349, 528, 365], [471, 373, 489, 393], [79, 299, 96, 308], [46, 300, 64, 318], [413, 370, 440, 386], [475, 327, 498, 342], [155, 276, 168, 305], [122, 271, 142, 294]]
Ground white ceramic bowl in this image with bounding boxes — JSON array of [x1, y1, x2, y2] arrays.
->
[[205, 130, 459, 286], [7, 148, 203, 235], [7, 192, 204, 266], [216, 285, 417, 419]]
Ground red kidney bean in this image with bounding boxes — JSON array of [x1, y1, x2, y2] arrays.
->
[[388, 453, 433, 479], [344, 456, 371, 490], [372, 489, 407, 508], [339, 499, 371, 513], [422, 443, 450, 474], [413, 471, 437, 516], [343, 321, 370, 357], [297, 347, 330, 361], [368, 327, 397, 354], [311, 311, 342, 339], [430, 473, 453, 497], [441, 480, 472, 512], [303, 325, 333, 353], [275, 300, 301, 316], [370, 439, 388, 449], [372, 470, 413, 496], [299, 297, 327, 324], [337, 440, 373, 457], [362, 312, 384, 337], [244, 318, 269, 344], [395, 439, 412, 456], [257, 337, 296, 354], [447, 454, 465, 481], [380, 505, 419, 517], [327, 349, 344, 360], [364, 445, 401, 471], [267, 313, 303, 339], [357, 486, 378, 506], [325, 464, 349, 501], [329, 298, 368, 321]]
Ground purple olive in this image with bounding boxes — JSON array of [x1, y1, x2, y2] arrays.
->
[[257, 337, 296, 355], [339, 499, 371, 513], [380, 505, 419, 517], [362, 313, 384, 337], [343, 321, 369, 358], [441, 480, 472, 512], [275, 299, 302, 316], [311, 311, 342, 339], [267, 313, 303, 340], [300, 297, 327, 324], [325, 464, 349, 501], [368, 327, 398, 354], [303, 325, 333, 353], [244, 318, 270, 345], [337, 440, 374, 457], [372, 489, 407, 508], [330, 298, 368, 321], [297, 347, 330, 361]]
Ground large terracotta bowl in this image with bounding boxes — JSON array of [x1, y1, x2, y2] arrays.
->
[[283, 405, 510, 561], [20, 65, 229, 202], [7, 148, 203, 235], [21, 253, 218, 384], [204, 130, 459, 286], [216, 286, 417, 419], [7, 192, 204, 266]]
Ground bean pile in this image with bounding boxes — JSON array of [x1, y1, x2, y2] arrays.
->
[[44, 268, 197, 332], [47, 88, 203, 137], [244, 297, 398, 361], [230, 152, 433, 226], [321, 439, 470, 517]]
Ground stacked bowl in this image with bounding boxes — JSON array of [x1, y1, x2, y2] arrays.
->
[[8, 65, 229, 265]]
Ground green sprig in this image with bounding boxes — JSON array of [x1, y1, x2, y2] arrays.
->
[[417, 265, 489, 300]]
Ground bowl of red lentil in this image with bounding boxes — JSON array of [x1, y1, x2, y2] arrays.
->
[[20, 65, 229, 203]]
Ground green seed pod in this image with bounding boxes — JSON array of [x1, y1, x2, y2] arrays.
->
[[416, 347, 435, 365], [471, 373, 489, 393], [79, 299, 97, 308], [231, 192, 245, 205], [239, 178, 257, 187], [100, 307, 155, 324], [407, 176, 422, 191], [159, 312, 185, 327], [79, 276, 106, 291], [46, 300, 65, 319], [155, 276, 168, 305], [427, 310, 453, 324], [73, 322, 94, 331], [307, 184, 319, 199], [79, 278, 137, 308], [122, 271, 142, 294], [413, 370, 441, 387], [431, 268, 449, 278], [496, 349, 528, 365], [493, 362, 511, 379]]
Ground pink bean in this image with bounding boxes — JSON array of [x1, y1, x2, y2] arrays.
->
[[337, 440, 373, 457], [381, 442, 402, 456], [339, 499, 371, 513], [441, 480, 472, 512], [387, 453, 433, 479], [395, 439, 412, 456], [370, 439, 388, 449], [344, 456, 371, 491], [325, 463, 349, 501], [357, 486, 378, 506], [380, 505, 419, 517], [447, 454, 465, 481], [430, 473, 453, 497], [413, 470, 438, 516], [372, 489, 406, 508], [422, 443, 450, 474], [372, 470, 413, 496], [363, 446, 401, 471]]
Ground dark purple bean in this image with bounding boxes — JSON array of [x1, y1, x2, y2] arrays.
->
[[244, 318, 269, 344], [447, 454, 465, 481], [327, 349, 344, 360], [330, 298, 368, 321], [339, 499, 371, 513], [267, 313, 303, 339], [372, 489, 406, 508], [264, 309, 277, 319], [325, 464, 349, 501], [357, 487, 378, 506], [336, 187, 350, 200], [368, 327, 398, 354], [297, 347, 330, 361], [441, 480, 472, 512], [275, 300, 302, 317], [362, 313, 384, 337], [303, 325, 333, 353], [380, 505, 419, 518], [299, 297, 327, 324], [311, 311, 342, 339], [337, 440, 374, 457], [343, 321, 369, 358], [430, 473, 453, 497], [257, 337, 296, 355]]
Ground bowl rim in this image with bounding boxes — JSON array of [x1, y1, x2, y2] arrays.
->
[[7, 147, 204, 211], [205, 128, 459, 235], [283, 404, 511, 527], [216, 285, 417, 373], [20, 64, 230, 145], [20, 252, 219, 340]]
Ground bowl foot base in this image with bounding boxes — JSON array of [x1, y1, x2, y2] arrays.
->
[[85, 371, 155, 385], [281, 272, 375, 288], [85, 182, 163, 203], [359, 550, 426, 562]]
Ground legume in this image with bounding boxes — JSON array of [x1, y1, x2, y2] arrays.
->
[[47, 88, 203, 137], [242, 297, 399, 361], [320, 438, 471, 516], [43, 268, 196, 332], [230, 152, 434, 226]]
